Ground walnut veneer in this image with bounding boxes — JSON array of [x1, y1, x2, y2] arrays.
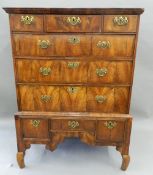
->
[[3, 7, 144, 170]]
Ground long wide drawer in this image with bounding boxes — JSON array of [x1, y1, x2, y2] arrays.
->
[[16, 59, 133, 84], [17, 85, 130, 113], [13, 34, 135, 57]]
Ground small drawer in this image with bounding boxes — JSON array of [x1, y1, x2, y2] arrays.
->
[[51, 119, 95, 131], [18, 85, 60, 111], [87, 87, 130, 113], [45, 15, 101, 32], [16, 59, 60, 83], [22, 119, 49, 138], [13, 34, 91, 56], [60, 60, 87, 83], [88, 61, 132, 84], [10, 14, 43, 32], [96, 120, 125, 142], [104, 15, 138, 32], [60, 86, 86, 112], [92, 35, 135, 58]]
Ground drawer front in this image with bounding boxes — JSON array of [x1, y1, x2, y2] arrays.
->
[[10, 14, 43, 32], [18, 85, 60, 111], [96, 120, 125, 142], [61, 60, 87, 83], [51, 119, 95, 131], [16, 60, 132, 84], [22, 119, 49, 138], [16, 59, 60, 83], [60, 86, 86, 112], [92, 35, 135, 57], [45, 15, 101, 32], [87, 87, 130, 113], [17, 85, 129, 112], [13, 34, 91, 56], [104, 15, 138, 32], [88, 61, 132, 84]]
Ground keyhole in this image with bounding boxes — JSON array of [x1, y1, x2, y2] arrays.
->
[[71, 87, 74, 92]]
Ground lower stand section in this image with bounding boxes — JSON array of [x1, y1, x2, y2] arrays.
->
[[15, 112, 132, 170], [16, 145, 130, 170]]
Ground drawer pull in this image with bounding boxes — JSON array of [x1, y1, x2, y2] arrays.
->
[[38, 40, 50, 49], [66, 16, 81, 26], [67, 87, 78, 94], [95, 95, 107, 103], [31, 120, 40, 128], [113, 16, 128, 26], [68, 62, 80, 69], [104, 121, 117, 129], [40, 67, 51, 76], [21, 15, 34, 25], [96, 68, 108, 77], [68, 121, 79, 129], [97, 41, 111, 48], [40, 95, 51, 102], [68, 37, 80, 44]]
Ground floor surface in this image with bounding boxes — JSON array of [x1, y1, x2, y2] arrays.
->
[[0, 114, 153, 175]]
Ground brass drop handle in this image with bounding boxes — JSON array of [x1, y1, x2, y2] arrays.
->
[[40, 67, 51, 76], [67, 87, 78, 94], [31, 120, 40, 127], [68, 121, 79, 129], [96, 68, 108, 77], [67, 62, 80, 69], [68, 37, 80, 44], [66, 16, 81, 25], [113, 16, 128, 26], [104, 121, 117, 129], [21, 15, 34, 25], [38, 40, 50, 49], [95, 95, 107, 103], [40, 95, 51, 102], [97, 41, 111, 48]]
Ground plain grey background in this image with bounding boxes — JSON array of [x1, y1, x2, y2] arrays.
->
[[0, 1, 153, 175]]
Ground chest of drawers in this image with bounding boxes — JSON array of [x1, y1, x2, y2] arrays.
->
[[4, 7, 144, 170]]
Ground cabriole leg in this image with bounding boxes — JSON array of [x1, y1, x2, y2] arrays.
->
[[17, 152, 25, 168]]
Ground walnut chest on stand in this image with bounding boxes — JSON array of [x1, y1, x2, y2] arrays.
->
[[3, 8, 144, 170]]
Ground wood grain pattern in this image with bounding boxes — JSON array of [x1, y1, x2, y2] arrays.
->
[[60, 60, 87, 83], [16, 59, 60, 83], [96, 120, 125, 142], [87, 87, 130, 113], [22, 119, 49, 138], [10, 14, 43, 32], [88, 61, 132, 84], [16, 59, 132, 84], [92, 35, 135, 57], [87, 87, 114, 112], [60, 86, 86, 112], [13, 34, 91, 56], [104, 15, 138, 32], [18, 85, 60, 111], [45, 15, 101, 32]]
